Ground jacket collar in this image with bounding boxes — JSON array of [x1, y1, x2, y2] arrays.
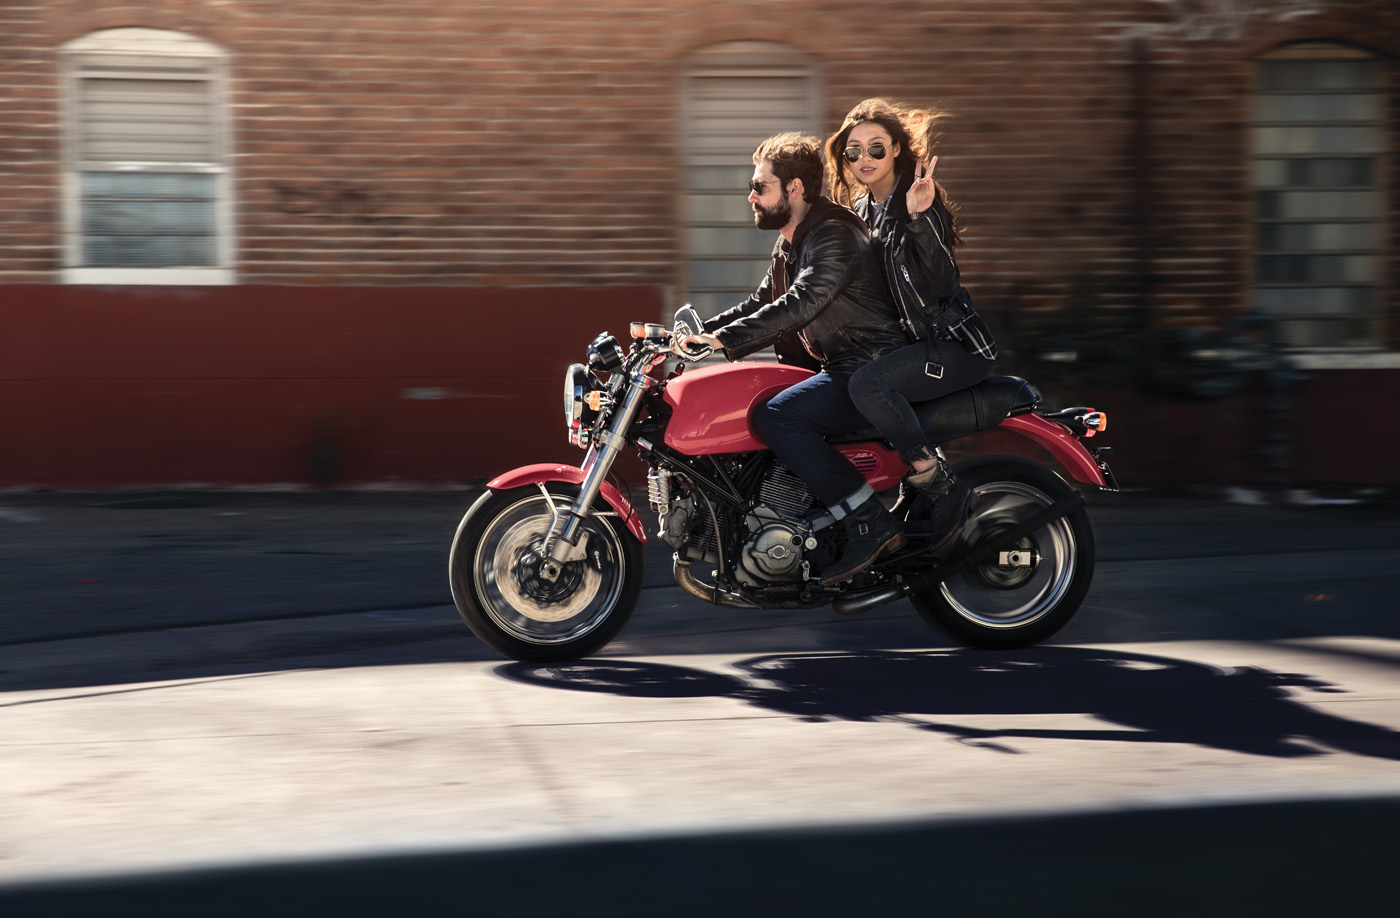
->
[[857, 170, 913, 227], [786, 196, 867, 259]]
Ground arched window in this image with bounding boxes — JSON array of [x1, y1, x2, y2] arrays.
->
[[60, 28, 232, 284], [1251, 41, 1387, 347], [680, 42, 819, 321]]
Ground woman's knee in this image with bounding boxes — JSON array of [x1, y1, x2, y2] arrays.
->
[[848, 368, 893, 415]]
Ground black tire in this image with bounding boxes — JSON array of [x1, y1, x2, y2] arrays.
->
[[908, 456, 1095, 648], [448, 483, 644, 662]]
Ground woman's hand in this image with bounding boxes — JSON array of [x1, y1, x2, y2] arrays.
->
[[906, 155, 939, 215]]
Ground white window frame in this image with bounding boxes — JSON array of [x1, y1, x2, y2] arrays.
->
[[59, 28, 234, 285]]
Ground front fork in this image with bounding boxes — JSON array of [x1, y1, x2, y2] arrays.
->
[[539, 371, 651, 582]]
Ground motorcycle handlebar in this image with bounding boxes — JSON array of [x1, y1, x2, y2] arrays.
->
[[670, 337, 712, 362]]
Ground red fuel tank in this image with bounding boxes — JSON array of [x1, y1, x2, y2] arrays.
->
[[662, 361, 813, 455]]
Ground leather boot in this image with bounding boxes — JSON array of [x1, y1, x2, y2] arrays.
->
[[890, 477, 922, 520], [908, 458, 972, 556], [820, 498, 905, 585]]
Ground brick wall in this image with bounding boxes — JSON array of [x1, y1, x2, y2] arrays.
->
[[0, 1, 1393, 325], [0, 1, 1397, 487]]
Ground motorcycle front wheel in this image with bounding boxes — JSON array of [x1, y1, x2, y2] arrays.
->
[[908, 456, 1095, 648], [449, 483, 643, 662]]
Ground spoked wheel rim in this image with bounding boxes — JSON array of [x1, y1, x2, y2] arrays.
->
[[473, 493, 629, 646], [938, 481, 1077, 630]]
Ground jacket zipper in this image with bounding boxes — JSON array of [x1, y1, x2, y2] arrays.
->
[[899, 263, 932, 334]]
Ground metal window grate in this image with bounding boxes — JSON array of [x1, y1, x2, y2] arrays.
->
[[1251, 42, 1386, 347], [681, 43, 819, 321]]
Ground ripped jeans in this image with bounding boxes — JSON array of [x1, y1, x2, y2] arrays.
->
[[847, 339, 995, 465]]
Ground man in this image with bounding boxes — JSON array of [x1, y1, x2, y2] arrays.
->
[[677, 132, 909, 584]]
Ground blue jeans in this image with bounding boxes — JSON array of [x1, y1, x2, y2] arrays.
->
[[847, 340, 995, 465], [751, 371, 871, 508]]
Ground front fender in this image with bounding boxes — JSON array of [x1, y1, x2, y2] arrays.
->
[[998, 414, 1114, 490], [486, 463, 648, 543]]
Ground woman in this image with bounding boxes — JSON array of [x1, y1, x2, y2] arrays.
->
[[825, 99, 998, 554]]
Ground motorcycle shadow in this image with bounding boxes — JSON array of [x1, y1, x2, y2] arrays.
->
[[498, 646, 1400, 761]]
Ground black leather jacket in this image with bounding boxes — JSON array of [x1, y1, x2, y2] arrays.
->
[[703, 198, 907, 376], [858, 173, 997, 361]]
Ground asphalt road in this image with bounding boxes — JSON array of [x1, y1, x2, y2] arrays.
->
[[2, 489, 1399, 914]]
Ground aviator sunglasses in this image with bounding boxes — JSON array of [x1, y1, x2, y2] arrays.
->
[[842, 142, 888, 163], [747, 178, 781, 195]]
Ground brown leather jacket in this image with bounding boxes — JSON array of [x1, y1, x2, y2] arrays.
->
[[703, 198, 907, 376]]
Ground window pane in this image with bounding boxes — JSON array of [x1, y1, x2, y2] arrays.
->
[[686, 190, 761, 224], [1258, 59, 1382, 91], [690, 258, 769, 288], [1254, 93, 1383, 123], [85, 234, 216, 267], [687, 291, 744, 317], [1256, 254, 1375, 284], [688, 166, 742, 191], [1252, 159, 1373, 189], [1302, 158, 1372, 187], [1257, 221, 1378, 252], [1253, 125, 1382, 155], [1253, 286, 1370, 316], [1255, 190, 1376, 220], [687, 225, 773, 258], [80, 171, 217, 266]]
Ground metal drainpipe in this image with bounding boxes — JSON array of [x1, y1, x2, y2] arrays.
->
[[1128, 36, 1155, 385]]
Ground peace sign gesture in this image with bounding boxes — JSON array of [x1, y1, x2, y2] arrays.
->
[[906, 154, 939, 216]]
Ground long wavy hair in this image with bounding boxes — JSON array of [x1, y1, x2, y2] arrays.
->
[[825, 98, 962, 247]]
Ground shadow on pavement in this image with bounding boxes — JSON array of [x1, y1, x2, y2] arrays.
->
[[1, 796, 1394, 916], [498, 647, 1400, 761]]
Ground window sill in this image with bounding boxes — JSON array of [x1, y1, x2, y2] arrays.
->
[[63, 267, 234, 286], [1287, 350, 1400, 371]]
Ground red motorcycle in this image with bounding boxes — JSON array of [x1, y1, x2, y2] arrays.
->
[[449, 306, 1116, 662]]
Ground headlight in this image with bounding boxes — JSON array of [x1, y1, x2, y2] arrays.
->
[[564, 363, 600, 448], [586, 333, 625, 372]]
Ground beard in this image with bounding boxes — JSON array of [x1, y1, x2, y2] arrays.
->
[[754, 193, 793, 231]]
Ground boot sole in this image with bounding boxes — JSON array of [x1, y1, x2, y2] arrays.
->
[[819, 531, 906, 586]]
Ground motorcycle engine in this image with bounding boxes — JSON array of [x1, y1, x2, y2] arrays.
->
[[736, 463, 818, 587], [650, 462, 819, 586]]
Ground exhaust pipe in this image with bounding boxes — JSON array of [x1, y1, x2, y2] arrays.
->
[[831, 584, 909, 616], [673, 559, 760, 609]]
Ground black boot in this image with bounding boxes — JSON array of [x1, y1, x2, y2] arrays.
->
[[890, 477, 922, 520], [820, 498, 905, 585], [907, 458, 972, 556]]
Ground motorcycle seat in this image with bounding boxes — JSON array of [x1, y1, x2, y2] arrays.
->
[[830, 375, 1041, 446]]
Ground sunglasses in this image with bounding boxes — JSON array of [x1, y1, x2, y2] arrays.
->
[[747, 178, 780, 195], [843, 143, 888, 163]]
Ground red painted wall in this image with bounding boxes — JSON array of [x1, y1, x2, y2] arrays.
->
[[0, 285, 663, 489]]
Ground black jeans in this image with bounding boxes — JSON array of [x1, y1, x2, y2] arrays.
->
[[751, 371, 872, 509], [847, 339, 995, 465]]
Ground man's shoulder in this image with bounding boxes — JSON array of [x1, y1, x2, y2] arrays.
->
[[799, 213, 866, 255]]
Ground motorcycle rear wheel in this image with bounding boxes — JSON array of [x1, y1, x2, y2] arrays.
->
[[449, 483, 643, 662], [908, 456, 1095, 648]]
